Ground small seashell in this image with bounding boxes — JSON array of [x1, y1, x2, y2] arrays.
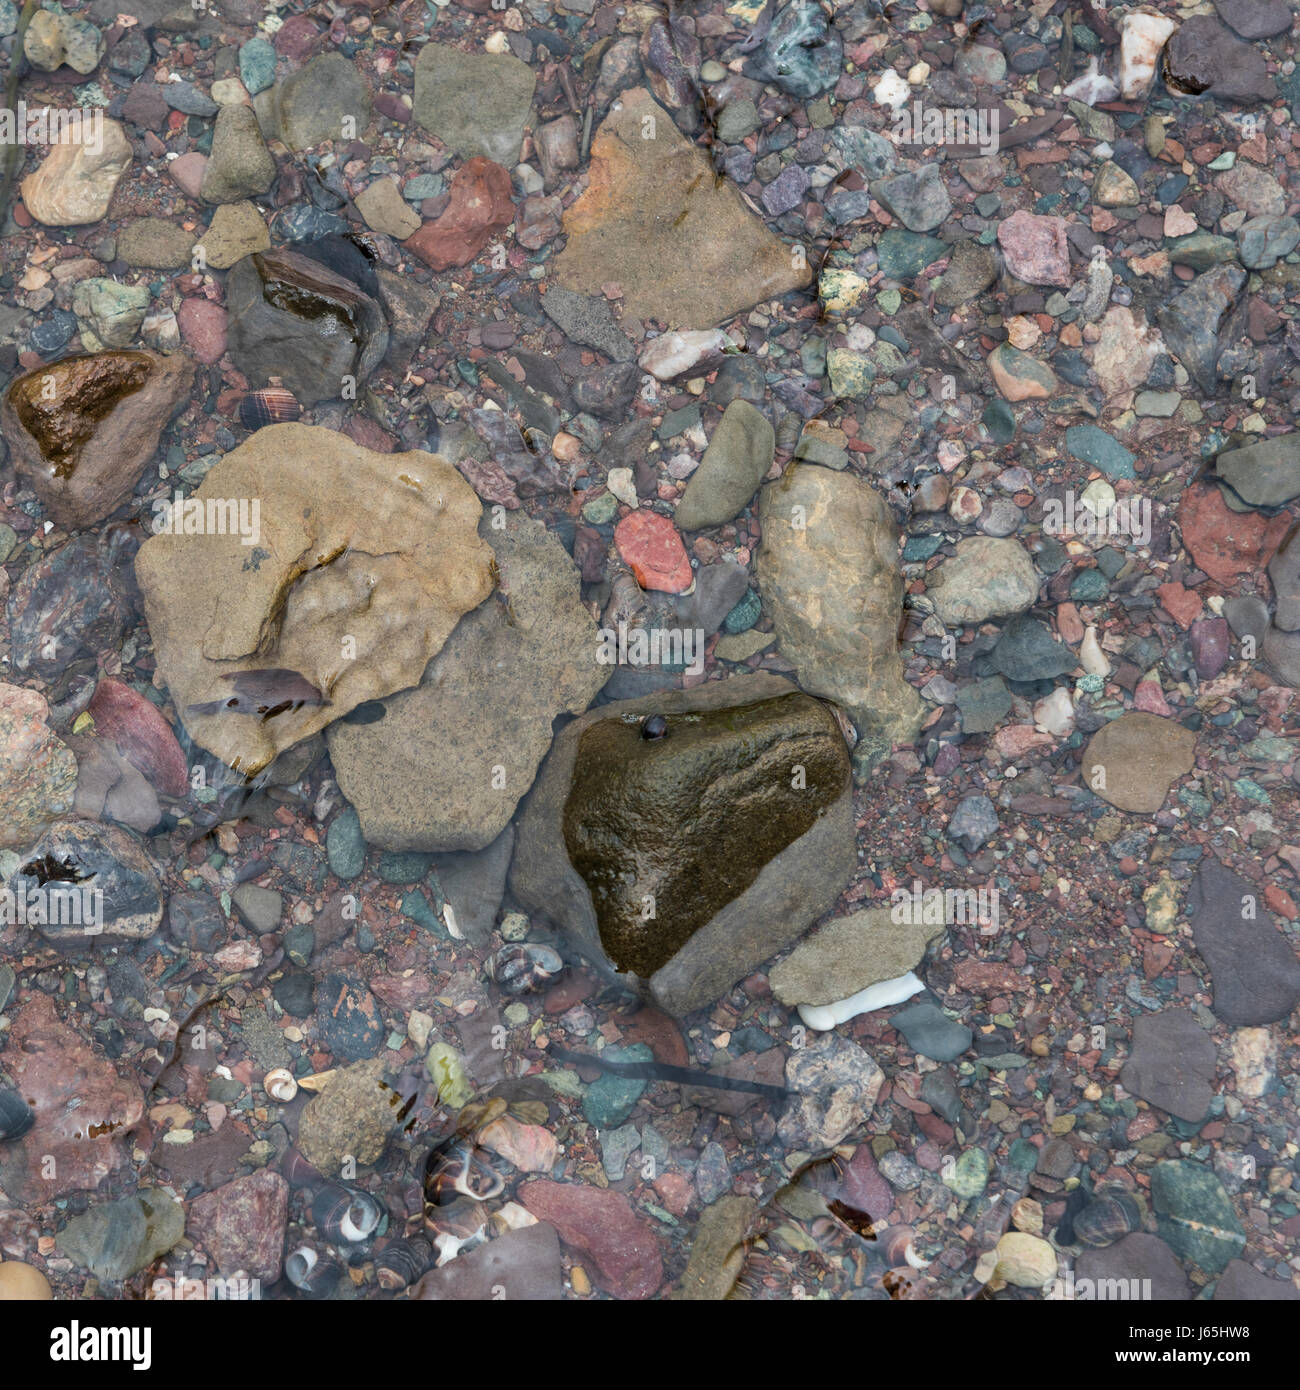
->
[[281, 1146, 325, 1190], [0, 1089, 36, 1143], [311, 1183, 384, 1244], [239, 388, 302, 431], [284, 1244, 342, 1299], [424, 1195, 489, 1266], [264, 1067, 297, 1103], [424, 1137, 505, 1208], [485, 943, 564, 996], [641, 713, 668, 740], [375, 1234, 435, 1291], [1073, 1189, 1142, 1248]]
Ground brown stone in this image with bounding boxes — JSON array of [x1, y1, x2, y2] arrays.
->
[[554, 88, 810, 327], [2, 351, 194, 529], [405, 157, 515, 271], [1081, 712, 1196, 814], [134, 422, 495, 776]]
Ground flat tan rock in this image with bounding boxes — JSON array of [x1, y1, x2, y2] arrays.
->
[[553, 88, 810, 328], [135, 423, 495, 775], [769, 905, 948, 1007], [21, 117, 132, 226], [756, 464, 924, 749], [1081, 712, 1197, 813]]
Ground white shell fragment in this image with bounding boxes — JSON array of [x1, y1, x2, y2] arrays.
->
[[797, 971, 925, 1031]]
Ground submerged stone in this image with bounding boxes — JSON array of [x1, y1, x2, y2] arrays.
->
[[226, 248, 387, 405], [563, 692, 846, 977], [757, 1, 844, 100], [511, 674, 855, 1015], [2, 350, 193, 529], [554, 88, 809, 328]]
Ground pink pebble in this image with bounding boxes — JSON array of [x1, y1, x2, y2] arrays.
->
[[178, 298, 227, 365], [168, 152, 208, 201]]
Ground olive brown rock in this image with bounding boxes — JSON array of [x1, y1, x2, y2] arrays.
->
[[1080, 712, 1196, 813], [135, 423, 495, 776], [769, 905, 949, 1008], [674, 400, 775, 531], [510, 674, 855, 1015], [554, 89, 810, 328], [296, 1057, 401, 1175], [226, 249, 388, 405], [328, 511, 609, 852], [412, 45, 536, 167], [2, 351, 194, 529], [757, 465, 925, 749]]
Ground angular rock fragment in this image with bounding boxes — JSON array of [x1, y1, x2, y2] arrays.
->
[[757, 465, 924, 748], [554, 89, 810, 327], [226, 249, 388, 405], [328, 511, 608, 851], [511, 674, 855, 1015], [1187, 858, 1300, 1027], [3, 350, 193, 530]]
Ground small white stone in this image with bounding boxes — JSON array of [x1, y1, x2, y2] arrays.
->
[[873, 68, 910, 110], [798, 971, 925, 1031], [1119, 13, 1178, 100], [1079, 478, 1116, 524], [906, 61, 931, 86], [484, 30, 509, 53], [638, 329, 732, 381], [1063, 56, 1119, 106], [1034, 687, 1075, 737], [1079, 625, 1110, 677], [607, 467, 638, 508], [408, 1009, 434, 1049]]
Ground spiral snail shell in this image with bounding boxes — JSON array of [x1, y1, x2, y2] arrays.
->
[[311, 1183, 384, 1244], [375, 1234, 435, 1291], [263, 1068, 298, 1103], [284, 1244, 342, 1299]]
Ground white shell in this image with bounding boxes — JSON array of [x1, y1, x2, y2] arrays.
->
[[264, 1067, 298, 1103], [798, 971, 925, 1031]]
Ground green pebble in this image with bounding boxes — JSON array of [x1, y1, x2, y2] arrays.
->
[[582, 492, 618, 525], [1232, 778, 1269, 806], [400, 888, 444, 933], [581, 1044, 653, 1129], [1070, 569, 1109, 601], [944, 1148, 990, 1200], [0, 523, 15, 563], [876, 288, 901, 315], [723, 588, 762, 634], [326, 805, 365, 880]]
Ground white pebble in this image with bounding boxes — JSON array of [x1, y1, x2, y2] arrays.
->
[[798, 971, 925, 1031], [607, 467, 638, 508], [1119, 13, 1177, 100], [1079, 625, 1110, 677], [1034, 687, 1075, 737], [873, 68, 911, 110]]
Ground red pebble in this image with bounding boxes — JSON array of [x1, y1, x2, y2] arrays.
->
[[614, 510, 693, 594], [404, 157, 515, 271], [89, 678, 189, 798]]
